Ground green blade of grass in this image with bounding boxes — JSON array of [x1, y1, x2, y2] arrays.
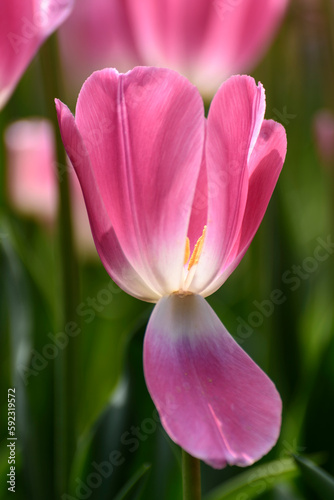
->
[[204, 457, 299, 500]]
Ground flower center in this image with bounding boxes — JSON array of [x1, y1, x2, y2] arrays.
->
[[184, 226, 207, 270], [174, 225, 207, 296]]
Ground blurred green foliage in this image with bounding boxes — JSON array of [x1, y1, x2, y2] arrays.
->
[[2, 1, 334, 499]]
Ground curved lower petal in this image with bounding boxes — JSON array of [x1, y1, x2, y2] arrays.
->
[[74, 67, 204, 295], [55, 99, 160, 302], [189, 75, 265, 293], [144, 294, 282, 468]]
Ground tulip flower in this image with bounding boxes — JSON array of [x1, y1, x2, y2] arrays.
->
[[0, 0, 73, 109], [5, 119, 58, 222], [125, 0, 289, 97], [5, 118, 95, 255], [58, 0, 140, 98], [56, 67, 286, 468], [59, 0, 288, 97]]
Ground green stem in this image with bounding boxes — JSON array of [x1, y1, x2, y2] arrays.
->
[[40, 35, 79, 497], [182, 449, 201, 500]]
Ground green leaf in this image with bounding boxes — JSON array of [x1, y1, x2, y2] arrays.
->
[[1, 227, 54, 499], [204, 457, 299, 500], [69, 376, 131, 493], [293, 454, 334, 500], [75, 274, 150, 436], [113, 463, 151, 500]]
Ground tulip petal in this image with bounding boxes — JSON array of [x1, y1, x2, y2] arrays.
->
[[0, 0, 73, 109], [186, 136, 208, 253], [189, 75, 265, 293], [124, 0, 212, 71], [74, 67, 204, 296], [59, 0, 140, 96], [202, 119, 287, 297], [144, 294, 281, 468], [55, 98, 161, 302], [124, 0, 288, 97], [195, 0, 289, 96]]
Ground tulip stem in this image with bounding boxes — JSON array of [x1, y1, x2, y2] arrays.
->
[[182, 449, 201, 500], [40, 34, 79, 497]]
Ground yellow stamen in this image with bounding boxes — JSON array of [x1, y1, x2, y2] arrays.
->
[[184, 237, 190, 265], [187, 226, 207, 270]]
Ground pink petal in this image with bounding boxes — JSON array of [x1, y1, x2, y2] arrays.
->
[[124, 0, 288, 96], [69, 168, 97, 257], [58, 0, 140, 97], [238, 119, 287, 249], [0, 0, 73, 109], [74, 67, 204, 296], [186, 134, 208, 254], [5, 118, 58, 222], [144, 294, 282, 468], [55, 99, 161, 302], [194, 0, 289, 96], [124, 0, 212, 71], [189, 75, 265, 293], [202, 119, 287, 297]]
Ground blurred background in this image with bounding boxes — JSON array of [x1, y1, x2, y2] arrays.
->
[[1, 0, 334, 498]]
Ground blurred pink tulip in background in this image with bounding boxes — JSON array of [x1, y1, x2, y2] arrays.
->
[[0, 0, 73, 109], [313, 109, 334, 168], [5, 119, 58, 222], [59, 0, 140, 97], [59, 0, 289, 98], [5, 118, 95, 255]]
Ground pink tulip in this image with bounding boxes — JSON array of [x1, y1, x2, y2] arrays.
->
[[56, 67, 287, 468], [58, 0, 140, 97], [125, 0, 289, 96], [5, 119, 58, 222], [59, 0, 288, 97], [5, 118, 96, 255], [0, 0, 73, 109]]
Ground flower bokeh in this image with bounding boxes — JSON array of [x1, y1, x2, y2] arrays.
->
[[59, 0, 288, 97], [5, 118, 95, 254], [0, 0, 73, 109], [5, 119, 58, 222]]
